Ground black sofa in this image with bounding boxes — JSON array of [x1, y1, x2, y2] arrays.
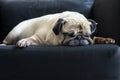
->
[[0, 0, 120, 80]]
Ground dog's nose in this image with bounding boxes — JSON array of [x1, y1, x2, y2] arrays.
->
[[78, 35, 82, 39], [74, 33, 86, 40]]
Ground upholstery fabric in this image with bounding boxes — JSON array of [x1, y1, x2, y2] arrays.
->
[[0, 44, 120, 80]]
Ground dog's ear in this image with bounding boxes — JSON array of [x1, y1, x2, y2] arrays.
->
[[88, 19, 98, 33], [53, 18, 67, 35]]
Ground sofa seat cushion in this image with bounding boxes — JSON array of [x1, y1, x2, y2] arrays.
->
[[0, 44, 120, 80]]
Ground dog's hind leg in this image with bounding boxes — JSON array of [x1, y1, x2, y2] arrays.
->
[[2, 32, 19, 45]]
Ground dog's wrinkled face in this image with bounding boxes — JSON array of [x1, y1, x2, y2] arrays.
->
[[53, 18, 97, 46]]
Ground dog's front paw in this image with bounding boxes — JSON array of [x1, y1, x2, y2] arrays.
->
[[93, 37, 115, 44], [17, 38, 33, 47], [104, 38, 115, 44]]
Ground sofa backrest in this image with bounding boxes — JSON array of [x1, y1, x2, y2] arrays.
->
[[93, 0, 120, 45], [0, 0, 94, 43]]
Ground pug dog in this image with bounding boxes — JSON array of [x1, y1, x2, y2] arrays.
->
[[1, 11, 115, 47]]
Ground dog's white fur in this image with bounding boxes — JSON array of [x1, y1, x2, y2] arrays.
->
[[2, 11, 92, 47]]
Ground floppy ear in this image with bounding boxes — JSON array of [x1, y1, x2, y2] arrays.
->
[[88, 19, 98, 33], [53, 18, 67, 35]]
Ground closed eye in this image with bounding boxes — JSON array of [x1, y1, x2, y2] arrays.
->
[[68, 32, 74, 37], [63, 31, 75, 37], [84, 35, 91, 37]]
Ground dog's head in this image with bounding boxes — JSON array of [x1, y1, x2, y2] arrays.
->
[[53, 18, 97, 46]]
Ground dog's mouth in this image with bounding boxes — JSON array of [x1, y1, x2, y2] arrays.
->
[[62, 33, 93, 46]]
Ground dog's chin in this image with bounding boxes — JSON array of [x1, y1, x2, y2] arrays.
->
[[68, 39, 90, 46], [62, 36, 93, 46], [63, 39, 91, 46]]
